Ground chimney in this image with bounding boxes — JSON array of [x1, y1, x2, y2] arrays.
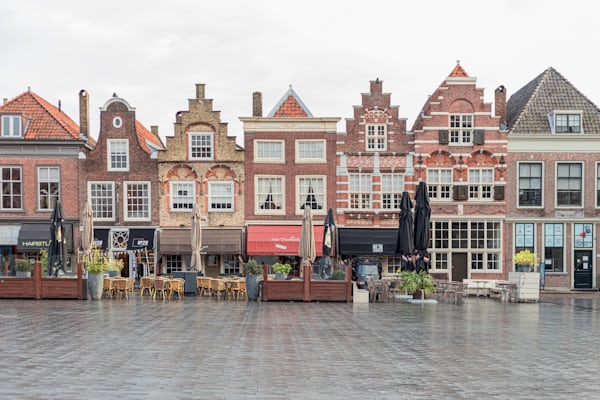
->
[[370, 78, 383, 95], [79, 89, 89, 137], [150, 125, 159, 136], [495, 85, 507, 127], [252, 92, 262, 117], [196, 83, 205, 100]]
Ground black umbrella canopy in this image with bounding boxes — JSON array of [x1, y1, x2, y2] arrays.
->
[[413, 181, 431, 272], [48, 200, 67, 277], [396, 191, 414, 256], [318, 207, 336, 279], [413, 181, 431, 252]]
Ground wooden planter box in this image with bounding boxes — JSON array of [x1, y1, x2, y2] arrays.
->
[[0, 262, 84, 300], [262, 265, 352, 302], [508, 272, 540, 302]]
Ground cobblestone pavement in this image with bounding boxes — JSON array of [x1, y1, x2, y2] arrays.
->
[[1, 296, 599, 400]]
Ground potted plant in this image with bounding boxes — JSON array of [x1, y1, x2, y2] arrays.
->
[[244, 259, 263, 302], [272, 262, 291, 280], [84, 247, 124, 300], [15, 259, 33, 278], [399, 270, 434, 299], [513, 249, 537, 272]]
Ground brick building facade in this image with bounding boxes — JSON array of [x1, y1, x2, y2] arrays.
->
[[411, 64, 508, 282], [336, 79, 413, 274], [158, 84, 245, 277], [240, 86, 339, 275], [0, 89, 88, 275], [81, 92, 164, 278]]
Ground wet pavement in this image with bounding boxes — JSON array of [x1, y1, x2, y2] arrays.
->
[[1, 296, 599, 399]]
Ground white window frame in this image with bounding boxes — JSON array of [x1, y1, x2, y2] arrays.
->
[[254, 140, 284, 163], [208, 181, 234, 212], [381, 173, 404, 210], [468, 169, 493, 200], [255, 175, 285, 214], [124, 181, 151, 221], [366, 124, 387, 151], [596, 162, 600, 208], [0, 166, 22, 210], [107, 139, 129, 171], [1, 115, 22, 137], [170, 181, 195, 211], [188, 132, 214, 160], [518, 162, 543, 208], [349, 173, 372, 209], [38, 166, 60, 211], [295, 139, 326, 163], [88, 181, 115, 221], [556, 162, 583, 208], [296, 176, 326, 214], [449, 114, 473, 145], [427, 169, 452, 200]]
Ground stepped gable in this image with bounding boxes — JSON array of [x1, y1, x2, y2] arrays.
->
[[507, 67, 600, 134], [267, 85, 313, 117], [0, 90, 81, 140]]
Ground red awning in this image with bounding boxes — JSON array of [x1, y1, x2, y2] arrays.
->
[[246, 225, 324, 256]]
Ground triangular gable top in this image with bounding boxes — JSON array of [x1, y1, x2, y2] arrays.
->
[[0, 90, 81, 140], [507, 67, 600, 133], [448, 62, 469, 77], [135, 120, 165, 155], [267, 85, 313, 117]]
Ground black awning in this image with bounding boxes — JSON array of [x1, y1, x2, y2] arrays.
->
[[128, 229, 156, 250], [93, 228, 109, 250], [17, 224, 51, 252], [338, 228, 398, 256]]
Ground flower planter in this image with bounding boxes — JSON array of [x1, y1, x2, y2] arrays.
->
[[87, 272, 104, 300], [275, 272, 287, 280], [16, 271, 32, 278], [246, 274, 259, 302]]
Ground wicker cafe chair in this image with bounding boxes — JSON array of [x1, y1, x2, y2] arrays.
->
[[102, 277, 113, 299], [126, 277, 135, 297], [210, 279, 227, 300], [153, 277, 170, 300], [197, 277, 212, 297], [231, 279, 246, 301], [113, 278, 129, 299], [139, 276, 154, 297], [168, 278, 185, 300]]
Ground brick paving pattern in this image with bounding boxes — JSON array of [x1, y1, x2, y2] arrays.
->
[[1, 296, 599, 399]]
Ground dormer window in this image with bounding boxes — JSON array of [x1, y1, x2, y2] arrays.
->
[[556, 113, 581, 133], [1, 115, 22, 137]]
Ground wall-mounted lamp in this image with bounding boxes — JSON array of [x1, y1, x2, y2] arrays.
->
[[456, 155, 465, 180], [499, 155, 506, 180]]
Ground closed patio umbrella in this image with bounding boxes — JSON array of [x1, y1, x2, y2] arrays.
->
[[190, 203, 203, 272], [48, 199, 67, 277], [81, 200, 94, 262], [396, 191, 414, 272], [413, 181, 431, 272], [298, 205, 316, 274], [319, 207, 335, 279]]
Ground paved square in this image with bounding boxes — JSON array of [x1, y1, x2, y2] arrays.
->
[[1, 297, 598, 399]]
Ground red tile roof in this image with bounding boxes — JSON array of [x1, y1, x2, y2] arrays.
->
[[272, 95, 309, 117], [449, 63, 469, 77], [268, 86, 313, 117], [0, 90, 82, 140], [135, 120, 165, 154]]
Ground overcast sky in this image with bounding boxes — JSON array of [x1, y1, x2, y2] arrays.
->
[[2, 0, 599, 145]]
